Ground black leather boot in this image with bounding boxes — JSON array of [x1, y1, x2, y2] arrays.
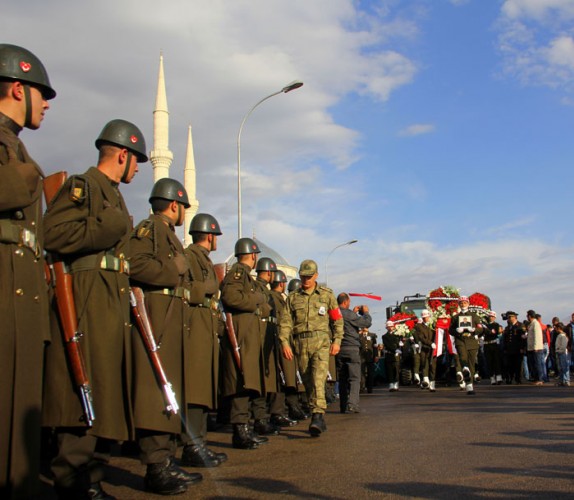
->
[[144, 459, 189, 495], [180, 444, 221, 468], [254, 418, 280, 435], [288, 406, 308, 421], [309, 413, 326, 437], [166, 459, 203, 485], [232, 423, 259, 449], [270, 414, 298, 427], [205, 447, 228, 463], [56, 482, 116, 500]]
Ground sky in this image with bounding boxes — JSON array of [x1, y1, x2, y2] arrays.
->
[[5, 0, 574, 332]]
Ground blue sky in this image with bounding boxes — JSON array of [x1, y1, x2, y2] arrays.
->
[[5, 0, 574, 329]]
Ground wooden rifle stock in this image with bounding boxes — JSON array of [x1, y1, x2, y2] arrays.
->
[[43, 171, 95, 427], [214, 263, 242, 372], [129, 286, 179, 415]]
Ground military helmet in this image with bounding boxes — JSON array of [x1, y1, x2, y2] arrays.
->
[[272, 270, 287, 284], [95, 119, 148, 162], [189, 213, 222, 235], [0, 44, 56, 99], [149, 178, 190, 208], [287, 278, 301, 293], [234, 237, 260, 256], [256, 257, 277, 273]]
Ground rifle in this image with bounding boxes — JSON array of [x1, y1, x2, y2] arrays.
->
[[130, 286, 179, 415], [214, 263, 242, 372], [43, 171, 95, 427]]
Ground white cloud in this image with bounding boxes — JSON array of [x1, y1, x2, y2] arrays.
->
[[496, 0, 574, 90], [398, 123, 436, 137]]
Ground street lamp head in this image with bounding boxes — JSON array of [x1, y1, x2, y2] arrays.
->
[[282, 80, 304, 93], [348, 239, 358, 245]]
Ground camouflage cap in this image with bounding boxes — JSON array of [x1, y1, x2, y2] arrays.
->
[[299, 259, 318, 277]]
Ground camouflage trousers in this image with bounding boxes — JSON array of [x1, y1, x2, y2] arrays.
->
[[293, 332, 331, 413]]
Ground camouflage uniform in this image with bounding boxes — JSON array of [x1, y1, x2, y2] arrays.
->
[[278, 282, 343, 414]]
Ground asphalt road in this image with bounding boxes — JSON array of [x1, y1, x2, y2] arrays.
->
[[37, 382, 574, 499]]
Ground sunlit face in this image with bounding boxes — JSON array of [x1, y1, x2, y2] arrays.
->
[[27, 86, 50, 130], [460, 300, 469, 310], [123, 153, 139, 184], [300, 273, 318, 290]]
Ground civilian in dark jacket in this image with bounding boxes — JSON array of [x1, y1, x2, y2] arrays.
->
[[336, 293, 372, 413]]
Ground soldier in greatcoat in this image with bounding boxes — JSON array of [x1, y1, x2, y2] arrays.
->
[[0, 43, 55, 499], [269, 270, 300, 426], [129, 179, 202, 495], [179, 213, 227, 468], [220, 238, 269, 449], [43, 119, 145, 498]]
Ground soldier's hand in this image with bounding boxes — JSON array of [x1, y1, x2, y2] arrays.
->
[[98, 203, 128, 233], [431, 342, 436, 349], [362, 305, 369, 313], [330, 343, 341, 356], [282, 345, 294, 361], [173, 254, 189, 275], [456, 327, 464, 334], [203, 278, 218, 295]]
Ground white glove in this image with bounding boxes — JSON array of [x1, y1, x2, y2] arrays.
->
[[456, 327, 464, 334], [395, 349, 402, 355], [431, 343, 436, 349], [414, 343, 420, 349], [469, 327, 476, 333], [496, 338, 500, 344], [399, 341, 404, 347], [474, 335, 479, 340]]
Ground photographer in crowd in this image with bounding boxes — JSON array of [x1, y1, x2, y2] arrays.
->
[[336, 293, 372, 413]]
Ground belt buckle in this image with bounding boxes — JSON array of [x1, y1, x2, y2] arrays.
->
[[20, 227, 39, 258]]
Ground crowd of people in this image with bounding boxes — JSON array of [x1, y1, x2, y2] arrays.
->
[[2, 43, 572, 500], [364, 306, 573, 395]]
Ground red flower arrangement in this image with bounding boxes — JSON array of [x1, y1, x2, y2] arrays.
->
[[389, 312, 417, 331], [469, 292, 491, 318], [426, 286, 460, 317]]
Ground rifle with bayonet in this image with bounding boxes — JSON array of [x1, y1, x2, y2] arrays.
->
[[43, 171, 95, 427], [130, 286, 179, 415], [214, 263, 242, 372]]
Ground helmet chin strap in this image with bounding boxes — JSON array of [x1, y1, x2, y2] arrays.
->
[[121, 151, 133, 183], [23, 84, 32, 128]]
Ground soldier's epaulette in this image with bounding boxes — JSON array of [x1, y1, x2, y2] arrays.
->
[[133, 219, 155, 240], [233, 266, 245, 280], [68, 175, 88, 204], [319, 285, 333, 293]]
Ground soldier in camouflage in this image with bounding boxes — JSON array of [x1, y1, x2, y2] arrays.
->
[[278, 259, 344, 437]]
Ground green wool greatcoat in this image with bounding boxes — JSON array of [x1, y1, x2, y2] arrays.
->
[[269, 289, 298, 389], [43, 167, 134, 441], [254, 277, 279, 394], [129, 214, 192, 434], [220, 262, 269, 397], [183, 244, 221, 410], [0, 117, 50, 497]]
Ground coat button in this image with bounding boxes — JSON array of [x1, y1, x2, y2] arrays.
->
[[15, 288, 24, 296], [15, 249, 24, 257], [34, 295, 40, 302]]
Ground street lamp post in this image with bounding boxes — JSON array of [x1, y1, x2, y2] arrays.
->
[[324, 239, 358, 286], [237, 80, 304, 239]]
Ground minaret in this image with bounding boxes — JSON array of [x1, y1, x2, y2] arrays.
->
[[150, 52, 173, 182], [184, 125, 199, 246]]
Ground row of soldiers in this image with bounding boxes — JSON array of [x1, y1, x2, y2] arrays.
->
[[0, 43, 346, 499], [379, 301, 528, 394]]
